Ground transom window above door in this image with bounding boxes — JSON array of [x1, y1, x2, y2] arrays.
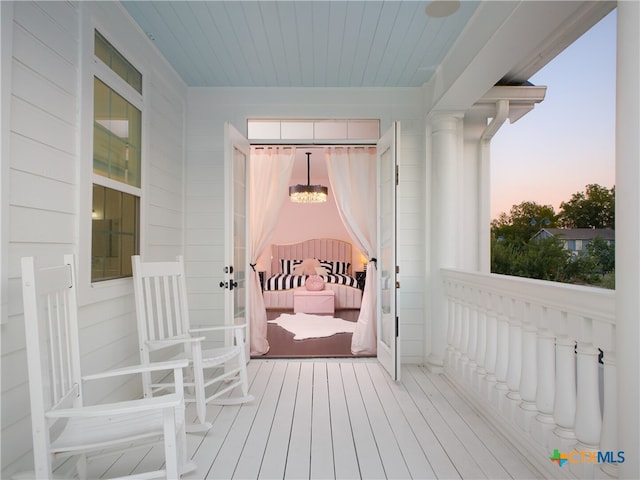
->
[[247, 119, 379, 143]]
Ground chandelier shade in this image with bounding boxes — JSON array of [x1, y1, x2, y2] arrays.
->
[[289, 152, 328, 203]]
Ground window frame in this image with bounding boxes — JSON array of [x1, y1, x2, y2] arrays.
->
[[78, 18, 147, 305]]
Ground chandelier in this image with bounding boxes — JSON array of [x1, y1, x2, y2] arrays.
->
[[289, 152, 328, 203]]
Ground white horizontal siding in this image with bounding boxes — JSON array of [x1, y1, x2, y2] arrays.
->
[[1, 2, 188, 478]]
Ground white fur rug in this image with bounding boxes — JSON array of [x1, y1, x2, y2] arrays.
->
[[268, 313, 357, 340]]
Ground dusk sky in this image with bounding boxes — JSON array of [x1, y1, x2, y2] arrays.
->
[[490, 9, 616, 220]]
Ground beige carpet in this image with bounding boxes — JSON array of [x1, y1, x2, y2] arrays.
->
[[267, 313, 357, 340]]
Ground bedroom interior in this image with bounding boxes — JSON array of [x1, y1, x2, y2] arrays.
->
[[251, 147, 375, 359]]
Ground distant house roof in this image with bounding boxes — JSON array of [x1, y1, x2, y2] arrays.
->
[[533, 228, 615, 241]]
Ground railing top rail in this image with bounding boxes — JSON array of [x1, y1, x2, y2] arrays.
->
[[441, 268, 615, 327]]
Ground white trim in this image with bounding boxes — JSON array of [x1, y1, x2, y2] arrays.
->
[[77, 6, 147, 305], [0, 2, 13, 324]]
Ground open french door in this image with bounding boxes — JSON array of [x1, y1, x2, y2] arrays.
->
[[377, 122, 400, 380], [222, 123, 250, 357]]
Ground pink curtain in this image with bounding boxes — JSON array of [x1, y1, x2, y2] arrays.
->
[[248, 147, 295, 355], [326, 147, 377, 355]]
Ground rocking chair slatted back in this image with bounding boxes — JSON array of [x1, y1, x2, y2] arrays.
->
[[132, 255, 254, 429], [22, 256, 82, 459], [136, 261, 189, 345]]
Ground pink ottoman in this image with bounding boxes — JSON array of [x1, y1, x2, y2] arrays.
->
[[293, 289, 335, 314]]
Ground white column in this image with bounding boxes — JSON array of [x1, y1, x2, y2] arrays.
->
[[615, 2, 640, 478], [427, 113, 463, 372]]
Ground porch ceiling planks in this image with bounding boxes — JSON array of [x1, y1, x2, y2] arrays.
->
[[84, 360, 542, 479]]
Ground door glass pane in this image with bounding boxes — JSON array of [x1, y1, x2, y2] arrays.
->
[[379, 145, 394, 348], [233, 146, 247, 322]]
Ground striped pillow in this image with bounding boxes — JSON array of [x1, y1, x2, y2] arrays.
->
[[281, 259, 302, 274]]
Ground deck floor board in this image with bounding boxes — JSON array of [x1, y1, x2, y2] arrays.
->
[[87, 359, 544, 479]]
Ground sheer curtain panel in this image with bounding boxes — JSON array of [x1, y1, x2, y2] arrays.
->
[[326, 147, 377, 354], [248, 147, 295, 355]]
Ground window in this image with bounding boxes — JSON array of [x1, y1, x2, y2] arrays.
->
[[91, 30, 142, 281], [247, 118, 380, 142]]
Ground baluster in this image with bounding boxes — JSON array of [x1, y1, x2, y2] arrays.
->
[[474, 294, 487, 392], [459, 291, 470, 378], [506, 299, 523, 420], [517, 302, 538, 433], [532, 324, 556, 448], [572, 339, 602, 479], [483, 294, 498, 399], [599, 349, 618, 478], [451, 292, 462, 375], [466, 292, 478, 385], [493, 297, 510, 407], [445, 281, 455, 369], [552, 332, 577, 450]]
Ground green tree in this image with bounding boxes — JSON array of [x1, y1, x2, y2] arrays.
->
[[558, 184, 615, 229], [584, 236, 615, 274], [491, 201, 557, 244]]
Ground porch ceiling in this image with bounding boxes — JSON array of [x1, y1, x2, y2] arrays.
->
[[120, 0, 479, 88]]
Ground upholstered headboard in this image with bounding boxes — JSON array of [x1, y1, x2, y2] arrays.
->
[[271, 238, 352, 275]]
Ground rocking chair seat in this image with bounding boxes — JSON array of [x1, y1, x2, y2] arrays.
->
[[49, 394, 182, 453]]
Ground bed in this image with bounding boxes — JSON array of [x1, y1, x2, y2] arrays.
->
[[262, 238, 363, 310]]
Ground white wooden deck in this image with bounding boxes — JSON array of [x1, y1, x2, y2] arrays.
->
[[89, 359, 543, 479]]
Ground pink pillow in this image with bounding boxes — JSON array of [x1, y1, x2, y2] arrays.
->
[[305, 275, 325, 291]]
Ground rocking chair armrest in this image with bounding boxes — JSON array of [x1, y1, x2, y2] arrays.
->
[[189, 323, 247, 334], [46, 393, 183, 418], [147, 336, 207, 349], [82, 359, 190, 382]]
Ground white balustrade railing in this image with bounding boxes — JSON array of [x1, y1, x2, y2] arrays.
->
[[441, 269, 616, 478]]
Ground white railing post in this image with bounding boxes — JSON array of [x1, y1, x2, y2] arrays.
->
[[517, 302, 538, 433], [552, 330, 577, 451]]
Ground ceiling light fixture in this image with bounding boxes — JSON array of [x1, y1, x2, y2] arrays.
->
[[289, 152, 328, 203], [425, 0, 460, 18]]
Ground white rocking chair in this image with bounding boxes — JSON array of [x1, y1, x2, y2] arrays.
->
[[20, 255, 195, 479], [132, 255, 253, 430]]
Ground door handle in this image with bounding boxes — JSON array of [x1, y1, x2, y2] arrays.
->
[[219, 280, 238, 290]]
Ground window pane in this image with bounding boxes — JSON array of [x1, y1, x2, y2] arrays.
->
[[93, 78, 141, 187], [92, 184, 139, 282], [95, 30, 142, 94]]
